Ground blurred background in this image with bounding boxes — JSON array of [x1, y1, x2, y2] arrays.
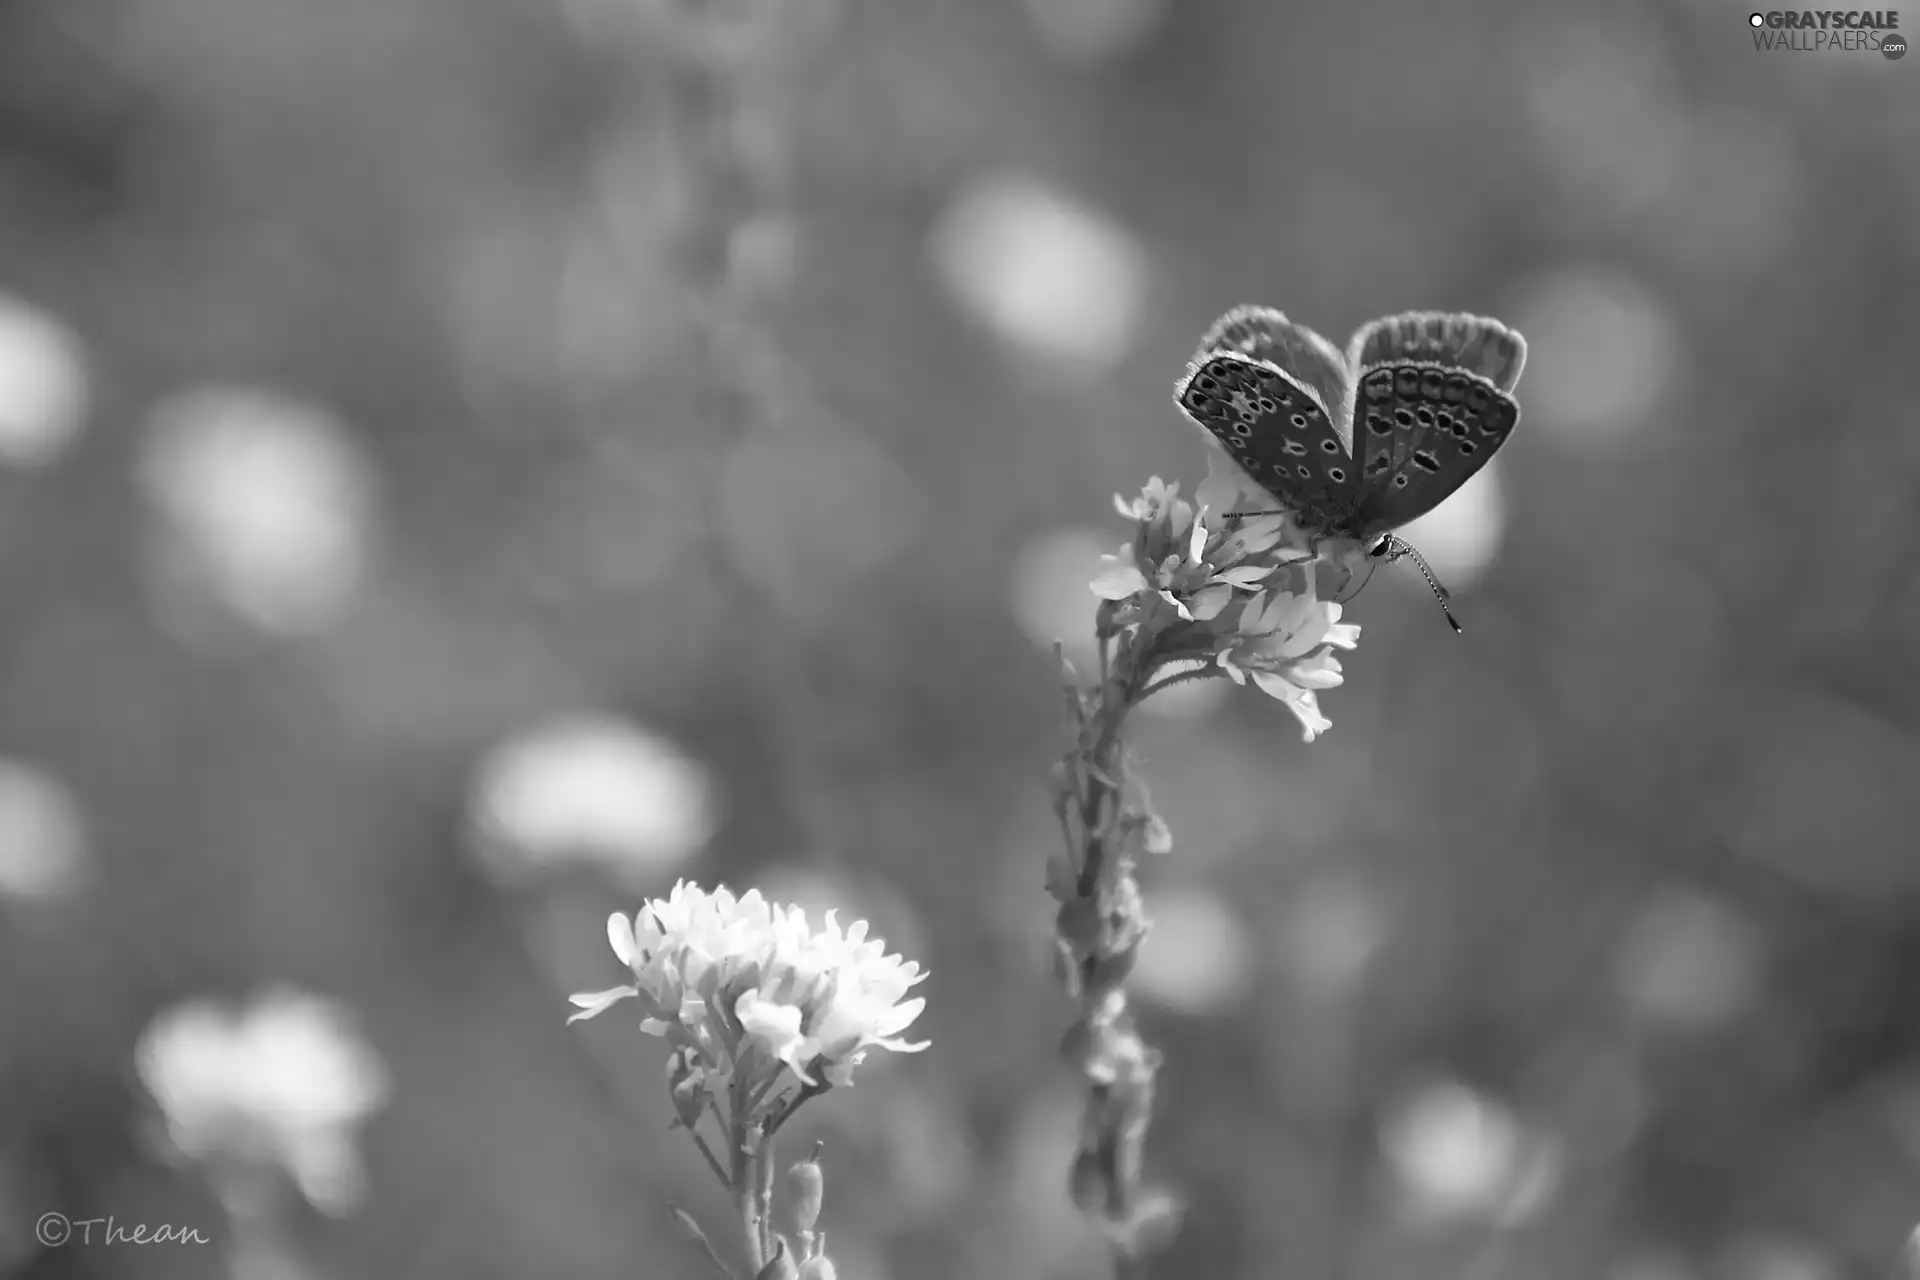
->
[[3, 0, 1919, 1277]]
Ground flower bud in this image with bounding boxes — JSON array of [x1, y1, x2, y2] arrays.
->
[[797, 1256, 838, 1280], [666, 1048, 707, 1131], [783, 1142, 825, 1234], [755, 1239, 798, 1280]]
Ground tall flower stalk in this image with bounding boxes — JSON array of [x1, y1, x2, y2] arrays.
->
[[570, 881, 928, 1279], [1049, 450, 1361, 1275]]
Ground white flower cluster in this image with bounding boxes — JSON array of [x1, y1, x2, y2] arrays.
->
[[1090, 448, 1360, 740], [569, 881, 929, 1092]]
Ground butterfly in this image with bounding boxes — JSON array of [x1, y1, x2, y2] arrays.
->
[[1172, 305, 1527, 633]]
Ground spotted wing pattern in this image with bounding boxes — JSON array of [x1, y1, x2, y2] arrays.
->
[[1172, 351, 1361, 539], [1193, 305, 1355, 451], [1345, 313, 1527, 539]]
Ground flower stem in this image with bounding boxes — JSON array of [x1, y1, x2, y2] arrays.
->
[[755, 1128, 778, 1262], [691, 1127, 733, 1191], [1052, 635, 1173, 1275], [729, 1078, 765, 1272]]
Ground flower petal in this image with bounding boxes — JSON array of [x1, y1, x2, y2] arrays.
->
[[1287, 650, 1345, 689], [1188, 583, 1233, 621], [607, 913, 637, 966], [1167, 498, 1194, 544], [735, 991, 807, 1063], [568, 880, 933, 1091], [566, 986, 638, 1024], [1230, 515, 1291, 556], [1324, 621, 1362, 650], [1283, 606, 1331, 657], [872, 995, 926, 1037], [1195, 444, 1260, 516], [1091, 560, 1149, 601], [1252, 672, 1332, 741], [1215, 565, 1275, 588]]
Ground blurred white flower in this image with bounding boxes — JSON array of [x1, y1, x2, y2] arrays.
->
[[929, 172, 1146, 369], [1388, 458, 1508, 591], [1016, 0, 1166, 63], [1721, 1236, 1839, 1280], [138, 388, 377, 636], [1277, 875, 1390, 1000], [1381, 1078, 1560, 1227], [471, 713, 716, 888], [1510, 269, 1679, 442], [1613, 889, 1760, 1028], [0, 758, 90, 903], [1130, 886, 1254, 1015], [570, 881, 928, 1091], [136, 988, 389, 1215], [0, 293, 88, 467], [1008, 526, 1118, 670]]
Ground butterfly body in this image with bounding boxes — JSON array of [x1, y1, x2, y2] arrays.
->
[[1174, 307, 1526, 627]]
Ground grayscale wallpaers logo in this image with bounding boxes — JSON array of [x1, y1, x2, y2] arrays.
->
[[1747, 9, 1906, 56]]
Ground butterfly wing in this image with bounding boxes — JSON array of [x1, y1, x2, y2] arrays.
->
[[1347, 311, 1527, 394], [1192, 305, 1354, 449], [1172, 349, 1362, 537], [1343, 312, 1526, 537]]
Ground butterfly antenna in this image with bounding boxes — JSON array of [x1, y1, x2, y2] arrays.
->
[[1378, 536, 1463, 634]]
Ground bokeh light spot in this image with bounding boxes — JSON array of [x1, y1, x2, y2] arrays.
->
[[1613, 889, 1761, 1029], [930, 172, 1147, 370], [0, 293, 88, 467], [1016, 0, 1167, 63], [1510, 269, 1679, 441], [1388, 456, 1508, 590], [1007, 526, 1117, 671], [1382, 1078, 1557, 1225], [472, 714, 716, 889], [1131, 885, 1255, 1015], [138, 388, 378, 638], [137, 989, 389, 1216], [0, 759, 90, 904]]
